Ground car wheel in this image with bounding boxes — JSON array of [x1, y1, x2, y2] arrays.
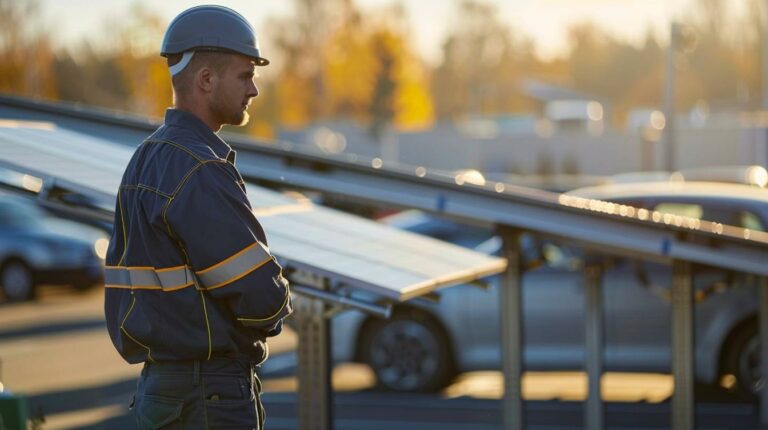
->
[[722, 322, 761, 396], [361, 309, 455, 393], [1, 260, 35, 302]]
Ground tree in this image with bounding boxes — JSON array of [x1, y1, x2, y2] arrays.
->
[[269, 0, 432, 134], [566, 24, 665, 125], [366, 7, 434, 138], [368, 33, 397, 140], [113, 3, 172, 117], [267, 0, 352, 126], [432, 1, 538, 121], [54, 45, 132, 110], [0, 0, 57, 99]]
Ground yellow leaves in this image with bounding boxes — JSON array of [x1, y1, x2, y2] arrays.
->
[[314, 21, 434, 130], [142, 59, 173, 117], [396, 77, 434, 131], [271, 13, 436, 131], [324, 24, 377, 119]]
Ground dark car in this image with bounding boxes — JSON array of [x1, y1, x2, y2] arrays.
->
[[332, 181, 768, 395], [0, 194, 107, 301]]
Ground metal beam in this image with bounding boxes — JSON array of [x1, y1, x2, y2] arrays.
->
[[500, 229, 524, 430], [232, 152, 768, 276], [291, 284, 392, 318], [584, 262, 604, 430], [671, 260, 694, 430]]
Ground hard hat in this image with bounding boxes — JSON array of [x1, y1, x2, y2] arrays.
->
[[161, 5, 269, 68]]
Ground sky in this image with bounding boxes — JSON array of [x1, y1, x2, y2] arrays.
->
[[38, 0, 695, 64]]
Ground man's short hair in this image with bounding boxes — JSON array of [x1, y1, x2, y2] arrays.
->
[[167, 51, 233, 93]]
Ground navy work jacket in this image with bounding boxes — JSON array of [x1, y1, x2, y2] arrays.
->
[[104, 109, 292, 365]]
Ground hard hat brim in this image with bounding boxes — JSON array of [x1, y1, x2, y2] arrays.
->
[[161, 47, 270, 67]]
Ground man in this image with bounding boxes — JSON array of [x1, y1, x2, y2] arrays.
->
[[103, 5, 292, 429]]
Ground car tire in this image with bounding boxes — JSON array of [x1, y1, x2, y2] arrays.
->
[[1, 260, 35, 302], [722, 322, 761, 396], [361, 308, 455, 393]]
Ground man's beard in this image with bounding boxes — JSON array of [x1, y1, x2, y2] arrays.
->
[[213, 96, 249, 126], [228, 110, 248, 126]]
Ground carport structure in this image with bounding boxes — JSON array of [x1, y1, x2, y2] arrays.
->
[[2, 95, 768, 430]]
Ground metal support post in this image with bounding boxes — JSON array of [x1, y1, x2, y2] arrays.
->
[[760, 276, 768, 425], [584, 262, 604, 430], [295, 287, 333, 430], [671, 260, 694, 430], [500, 228, 524, 430]]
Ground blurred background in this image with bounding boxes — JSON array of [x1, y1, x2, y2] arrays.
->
[[3, 0, 768, 177], [3, 0, 768, 429]]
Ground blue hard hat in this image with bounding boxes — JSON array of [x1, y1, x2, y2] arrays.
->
[[160, 5, 269, 66]]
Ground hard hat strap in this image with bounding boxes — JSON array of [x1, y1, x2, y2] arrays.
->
[[169, 51, 195, 76]]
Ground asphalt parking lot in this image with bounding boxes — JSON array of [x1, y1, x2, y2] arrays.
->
[[0, 286, 762, 429]]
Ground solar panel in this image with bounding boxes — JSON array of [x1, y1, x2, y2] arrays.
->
[[0, 121, 130, 202], [0, 122, 506, 301], [247, 186, 504, 300]]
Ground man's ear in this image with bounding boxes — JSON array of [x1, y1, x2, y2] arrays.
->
[[196, 67, 214, 93]]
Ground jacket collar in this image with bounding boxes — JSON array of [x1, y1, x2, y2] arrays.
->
[[164, 109, 236, 163]]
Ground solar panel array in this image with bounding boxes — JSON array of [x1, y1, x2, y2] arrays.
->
[[0, 122, 506, 301]]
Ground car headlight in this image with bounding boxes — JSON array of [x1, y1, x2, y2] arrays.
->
[[93, 238, 109, 260]]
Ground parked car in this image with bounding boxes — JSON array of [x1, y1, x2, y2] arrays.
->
[[0, 194, 107, 301], [332, 181, 767, 395]]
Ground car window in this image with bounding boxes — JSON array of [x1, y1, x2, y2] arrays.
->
[[699, 206, 765, 230], [653, 200, 765, 232], [653, 202, 703, 219], [740, 211, 765, 231]]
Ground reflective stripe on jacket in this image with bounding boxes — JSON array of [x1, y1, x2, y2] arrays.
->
[[104, 109, 292, 364]]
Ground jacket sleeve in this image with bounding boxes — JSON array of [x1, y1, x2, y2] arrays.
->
[[165, 161, 292, 335]]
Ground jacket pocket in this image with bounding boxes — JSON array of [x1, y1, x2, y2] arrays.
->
[[203, 374, 257, 428]]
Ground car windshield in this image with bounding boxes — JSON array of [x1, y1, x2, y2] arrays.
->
[[0, 199, 46, 228]]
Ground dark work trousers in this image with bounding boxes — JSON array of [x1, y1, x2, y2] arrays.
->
[[131, 358, 265, 430]]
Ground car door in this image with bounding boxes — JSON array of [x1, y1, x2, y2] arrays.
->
[[467, 234, 586, 370], [604, 197, 762, 373], [522, 239, 586, 370]]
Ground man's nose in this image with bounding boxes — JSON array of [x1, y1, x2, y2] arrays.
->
[[248, 81, 259, 98]]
